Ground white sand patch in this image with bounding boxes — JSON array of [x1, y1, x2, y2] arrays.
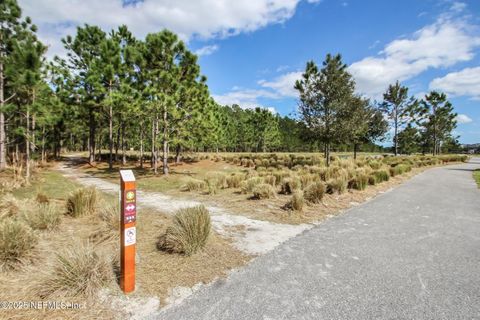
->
[[99, 290, 160, 320], [57, 160, 313, 255], [211, 214, 312, 255]]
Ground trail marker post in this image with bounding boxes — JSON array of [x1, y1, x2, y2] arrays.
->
[[120, 170, 136, 293]]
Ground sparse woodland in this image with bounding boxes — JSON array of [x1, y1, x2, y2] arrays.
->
[[0, 0, 461, 181]]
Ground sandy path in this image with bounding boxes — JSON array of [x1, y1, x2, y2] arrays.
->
[[57, 161, 311, 255]]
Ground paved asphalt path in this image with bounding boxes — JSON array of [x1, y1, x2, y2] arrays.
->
[[153, 159, 480, 320]]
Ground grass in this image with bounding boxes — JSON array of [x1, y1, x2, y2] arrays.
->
[[12, 171, 80, 201], [304, 181, 325, 204], [36, 242, 115, 298], [66, 187, 98, 217], [22, 203, 62, 230], [252, 183, 276, 199], [158, 205, 211, 256], [0, 218, 37, 271], [474, 169, 480, 188], [289, 190, 304, 211]]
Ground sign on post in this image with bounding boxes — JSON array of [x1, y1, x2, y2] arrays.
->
[[120, 170, 136, 294]]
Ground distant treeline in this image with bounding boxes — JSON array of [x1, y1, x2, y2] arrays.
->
[[0, 0, 460, 179]]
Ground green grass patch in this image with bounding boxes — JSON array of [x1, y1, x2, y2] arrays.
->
[[473, 169, 480, 188], [12, 171, 81, 201]]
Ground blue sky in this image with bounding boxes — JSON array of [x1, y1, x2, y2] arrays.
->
[[19, 0, 480, 144]]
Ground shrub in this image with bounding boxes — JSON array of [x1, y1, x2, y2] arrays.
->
[[66, 187, 97, 217], [290, 190, 304, 211], [159, 206, 211, 256], [37, 242, 114, 298], [280, 177, 301, 194], [204, 172, 228, 189], [240, 177, 263, 194], [252, 183, 276, 200], [304, 182, 325, 204], [326, 177, 348, 194], [389, 164, 412, 177], [182, 178, 207, 192], [0, 219, 37, 270], [373, 169, 390, 182], [368, 175, 377, 185], [22, 203, 61, 230]]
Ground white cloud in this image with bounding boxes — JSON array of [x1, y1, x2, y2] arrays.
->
[[450, 2, 467, 13], [349, 17, 480, 98], [258, 71, 302, 97], [19, 0, 305, 59], [429, 66, 480, 99], [456, 114, 473, 124], [195, 44, 219, 56], [212, 88, 279, 108]]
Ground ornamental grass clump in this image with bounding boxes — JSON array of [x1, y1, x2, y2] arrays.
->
[[159, 205, 211, 256], [280, 176, 301, 194], [304, 181, 325, 204], [252, 183, 276, 200], [182, 178, 207, 192], [326, 177, 348, 194], [0, 218, 37, 271], [66, 187, 98, 217], [22, 203, 61, 231], [240, 177, 263, 194], [373, 169, 390, 182], [289, 190, 304, 211]]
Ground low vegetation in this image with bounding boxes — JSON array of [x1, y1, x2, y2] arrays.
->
[[474, 169, 480, 188], [22, 203, 61, 231], [159, 205, 211, 256], [0, 218, 37, 271], [66, 187, 98, 217]]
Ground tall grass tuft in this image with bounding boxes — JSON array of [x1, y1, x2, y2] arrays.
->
[[36, 242, 114, 298], [290, 190, 304, 211], [373, 169, 390, 182], [22, 203, 61, 230], [0, 194, 21, 220], [226, 173, 245, 188], [252, 183, 276, 199], [304, 182, 326, 204], [182, 178, 207, 191], [159, 205, 211, 256], [326, 177, 348, 194], [280, 176, 301, 194], [240, 177, 263, 194], [66, 187, 98, 217], [0, 219, 37, 270]]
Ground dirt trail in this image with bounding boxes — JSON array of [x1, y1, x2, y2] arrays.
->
[[57, 160, 312, 255]]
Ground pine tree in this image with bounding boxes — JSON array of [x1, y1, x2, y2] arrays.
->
[[295, 54, 355, 166]]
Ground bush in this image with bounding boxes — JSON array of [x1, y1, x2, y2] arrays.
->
[[66, 187, 97, 217], [0, 219, 37, 270], [263, 175, 276, 186], [373, 169, 390, 182], [368, 175, 377, 185], [290, 190, 304, 211], [22, 203, 61, 230], [159, 205, 211, 256], [280, 177, 301, 194], [389, 164, 412, 177], [304, 182, 325, 204], [182, 178, 207, 192], [252, 183, 276, 200], [37, 242, 114, 298]]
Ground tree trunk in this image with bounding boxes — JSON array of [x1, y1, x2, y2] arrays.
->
[[394, 108, 398, 156], [151, 118, 155, 169], [41, 125, 46, 163], [89, 108, 96, 164], [162, 108, 169, 175], [26, 104, 30, 183], [353, 143, 358, 160], [139, 122, 144, 169], [115, 122, 120, 161], [121, 122, 126, 166], [175, 144, 181, 164], [108, 93, 113, 170], [0, 59, 6, 170], [325, 143, 330, 167], [31, 115, 36, 152]]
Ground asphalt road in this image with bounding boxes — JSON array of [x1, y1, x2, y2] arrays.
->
[[153, 159, 480, 320]]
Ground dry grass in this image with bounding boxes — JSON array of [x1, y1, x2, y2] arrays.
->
[[252, 183, 276, 199], [289, 190, 305, 211], [304, 181, 326, 204], [158, 206, 211, 256], [182, 178, 207, 192], [0, 218, 38, 271], [22, 203, 62, 231], [66, 187, 98, 217], [35, 241, 115, 298], [0, 194, 21, 220]]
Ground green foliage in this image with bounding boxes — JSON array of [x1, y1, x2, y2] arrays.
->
[[66, 187, 98, 217], [159, 205, 211, 256], [373, 170, 390, 183], [473, 169, 480, 189]]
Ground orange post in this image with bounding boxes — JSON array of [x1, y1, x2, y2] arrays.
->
[[120, 170, 136, 293]]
